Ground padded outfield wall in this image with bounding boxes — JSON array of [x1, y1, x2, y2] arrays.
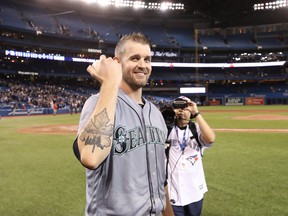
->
[[209, 92, 288, 106]]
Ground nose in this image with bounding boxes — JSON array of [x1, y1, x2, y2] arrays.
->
[[178, 109, 184, 114], [137, 58, 146, 68]]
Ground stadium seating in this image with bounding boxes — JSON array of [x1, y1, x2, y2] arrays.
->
[[1, 0, 287, 107]]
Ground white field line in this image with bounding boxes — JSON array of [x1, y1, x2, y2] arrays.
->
[[214, 128, 288, 132]]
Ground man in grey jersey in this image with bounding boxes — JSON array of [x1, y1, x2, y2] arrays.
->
[[73, 32, 174, 216]]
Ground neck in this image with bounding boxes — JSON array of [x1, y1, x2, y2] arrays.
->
[[120, 84, 143, 104], [176, 121, 189, 128]]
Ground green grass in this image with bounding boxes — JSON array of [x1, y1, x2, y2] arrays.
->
[[202, 133, 288, 216], [200, 105, 288, 216], [0, 114, 85, 216], [0, 105, 287, 216]]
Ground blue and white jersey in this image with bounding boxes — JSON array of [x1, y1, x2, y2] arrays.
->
[[167, 124, 212, 206]]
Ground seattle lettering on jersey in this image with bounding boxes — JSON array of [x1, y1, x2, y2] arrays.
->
[[113, 125, 165, 155]]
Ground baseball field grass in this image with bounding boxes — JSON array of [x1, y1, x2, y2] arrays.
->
[[0, 105, 287, 216]]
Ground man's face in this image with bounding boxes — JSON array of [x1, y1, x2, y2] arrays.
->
[[174, 100, 191, 121], [120, 41, 152, 90]]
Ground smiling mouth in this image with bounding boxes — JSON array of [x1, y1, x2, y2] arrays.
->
[[134, 70, 147, 74], [134, 71, 147, 78]]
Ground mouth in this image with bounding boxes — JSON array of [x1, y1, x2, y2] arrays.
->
[[134, 71, 147, 78], [134, 70, 147, 74], [178, 113, 184, 117]]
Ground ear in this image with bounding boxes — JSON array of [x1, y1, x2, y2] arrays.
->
[[113, 56, 120, 63]]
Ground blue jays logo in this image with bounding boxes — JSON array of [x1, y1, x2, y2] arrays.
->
[[186, 154, 199, 166]]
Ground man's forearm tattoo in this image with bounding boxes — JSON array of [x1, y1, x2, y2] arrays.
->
[[79, 108, 114, 152]]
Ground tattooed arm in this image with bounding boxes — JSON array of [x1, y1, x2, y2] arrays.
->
[[77, 55, 122, 169]]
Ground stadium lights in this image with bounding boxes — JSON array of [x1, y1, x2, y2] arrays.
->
[[254, 0, 288, 10], [80, 0, 184, 11]]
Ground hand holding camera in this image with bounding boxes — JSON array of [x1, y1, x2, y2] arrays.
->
[[173, 99, 199, 116], [161, 97, 200, 127]]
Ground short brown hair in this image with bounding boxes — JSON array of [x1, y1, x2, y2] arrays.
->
[[114, 32, 151, 57]]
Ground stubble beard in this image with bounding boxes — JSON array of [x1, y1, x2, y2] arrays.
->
[[123, 72, 149, 90]]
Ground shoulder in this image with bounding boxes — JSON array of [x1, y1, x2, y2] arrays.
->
[[145, 99, 160, 111], [188, 121, 197, 130], [84, 94, 99, 105], [78, 94, 99, 132], [81, 94, 99, 113]]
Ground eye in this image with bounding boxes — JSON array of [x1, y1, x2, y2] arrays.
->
[[145, 57, 151, 63], [129, 55, 140, 62], [131, 57, 139, 61]]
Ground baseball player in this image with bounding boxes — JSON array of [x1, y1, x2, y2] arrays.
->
[[166, 96, 215, 216], [73, 33, 174, 215]]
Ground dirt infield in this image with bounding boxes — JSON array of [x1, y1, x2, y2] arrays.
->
[[18, 113, 288, 134], [18, 125, 79, 134]]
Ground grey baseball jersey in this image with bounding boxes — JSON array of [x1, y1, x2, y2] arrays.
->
[[77, 89, 168, 216]]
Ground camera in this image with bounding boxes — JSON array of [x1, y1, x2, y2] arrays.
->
[[172, 100, 188, 109], [161, 106, 175, 127]]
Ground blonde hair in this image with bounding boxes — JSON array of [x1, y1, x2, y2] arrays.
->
[[114, 32, 151, 57]]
